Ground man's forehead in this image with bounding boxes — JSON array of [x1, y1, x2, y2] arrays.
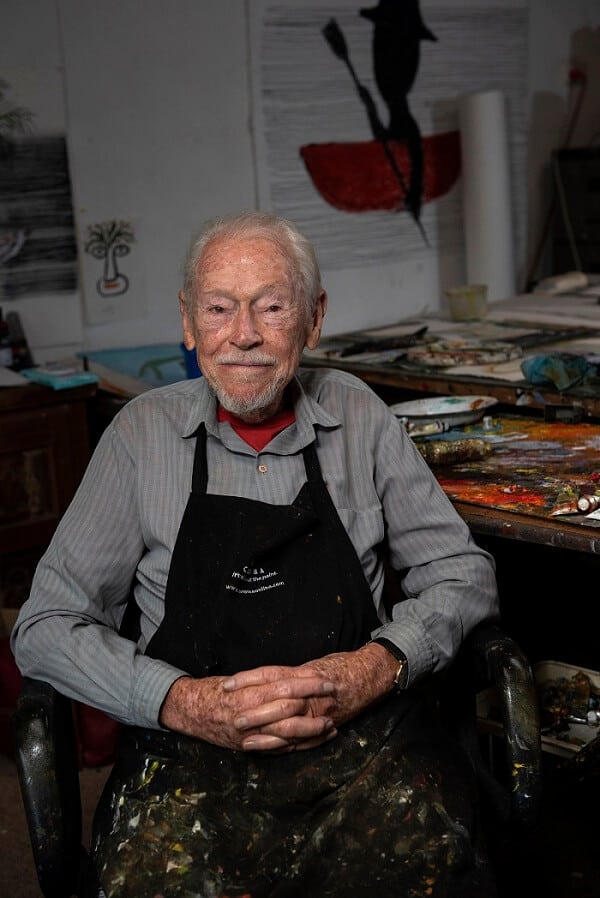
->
[[199, 234, 288, 270], [195, 236, 293, 293]]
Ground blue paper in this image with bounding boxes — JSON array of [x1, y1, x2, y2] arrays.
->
[[21, 368, 99, 390], [80, 344, 189, 388]]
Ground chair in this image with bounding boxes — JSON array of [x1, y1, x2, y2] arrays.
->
[[14, 621, 542, 898]]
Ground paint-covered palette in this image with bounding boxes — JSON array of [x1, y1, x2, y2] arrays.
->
[[390, 395, 497, 427], [405, 340, 522, 368], [434, 417, 600, 520]]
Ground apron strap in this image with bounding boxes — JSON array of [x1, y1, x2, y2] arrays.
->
[[301, 439, 325, 485], [191, 423, 209, 493]]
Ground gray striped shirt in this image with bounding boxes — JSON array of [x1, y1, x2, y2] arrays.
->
[[12, 368, 498, 727]]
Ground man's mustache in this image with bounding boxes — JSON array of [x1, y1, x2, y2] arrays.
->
[[215, 354, 277, 366]]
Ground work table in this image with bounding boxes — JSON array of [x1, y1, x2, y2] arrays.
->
[[303, 290, 600, 418]]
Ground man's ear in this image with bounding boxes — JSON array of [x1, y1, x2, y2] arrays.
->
[[305, 290, 328, 350], [179, 291, 195, 350]]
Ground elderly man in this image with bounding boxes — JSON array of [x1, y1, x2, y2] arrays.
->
[[13, 211, 499, 897]]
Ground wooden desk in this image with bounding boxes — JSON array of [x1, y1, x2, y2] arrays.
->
[[303, 292, 600, 417], [423, 416, 600, 553], [420, 415, 600, 669], [451, 502, 600, 555], [302, 353, 600, 419]]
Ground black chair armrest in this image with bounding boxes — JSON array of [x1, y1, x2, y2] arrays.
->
[[14, 677, 84, 898], [467, 622, 542, 829], [439, 621, 542, 832]]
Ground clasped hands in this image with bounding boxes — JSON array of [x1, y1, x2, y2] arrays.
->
[[159, 641, 398, 753]]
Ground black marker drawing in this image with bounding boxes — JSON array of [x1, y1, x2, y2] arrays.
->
[[84, 220, 135, 297], [320, 0, 437, 243]]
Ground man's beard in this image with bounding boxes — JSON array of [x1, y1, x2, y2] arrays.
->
[[205, 361, 290, 421]]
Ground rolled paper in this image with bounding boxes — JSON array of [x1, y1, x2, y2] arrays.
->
[[458, 90, 516, 302]]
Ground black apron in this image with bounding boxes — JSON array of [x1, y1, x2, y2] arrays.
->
[[145, 423, 381, 674], [92, 424, 494, 898]]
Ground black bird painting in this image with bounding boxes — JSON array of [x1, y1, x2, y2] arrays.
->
[[305, 0, 451, 244], [360, 0, 437, 222]]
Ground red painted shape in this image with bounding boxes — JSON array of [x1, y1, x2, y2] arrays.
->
[[299, 130, 461, 212]]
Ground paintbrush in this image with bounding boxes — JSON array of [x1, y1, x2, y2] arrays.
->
[[338, 324, 429, 357]]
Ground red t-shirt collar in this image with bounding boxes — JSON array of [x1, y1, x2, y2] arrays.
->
[[217, 404, 296, 452]]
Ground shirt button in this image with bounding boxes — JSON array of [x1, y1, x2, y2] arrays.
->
[[258, 463, 268, 474]]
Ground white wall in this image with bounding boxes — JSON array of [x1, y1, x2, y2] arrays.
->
[[0, 0, 599, 360]]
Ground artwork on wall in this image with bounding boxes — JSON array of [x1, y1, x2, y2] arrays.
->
[[0, 137, 78, 298], [251, 2, 528, 271], [79, 217, 147, 325], [314, 2, 440, 244]]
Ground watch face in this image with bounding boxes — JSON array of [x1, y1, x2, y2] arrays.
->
[[393, 660, 407, 689]]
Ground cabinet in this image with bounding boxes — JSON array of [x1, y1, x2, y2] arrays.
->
[[0, 383, 96, 608]]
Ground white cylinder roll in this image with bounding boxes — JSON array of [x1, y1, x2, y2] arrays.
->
[[458, 90, 516, 302]]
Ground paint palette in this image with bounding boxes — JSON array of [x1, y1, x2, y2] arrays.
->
[[404, 340, 522, 368], [390, 395, 498, 427]]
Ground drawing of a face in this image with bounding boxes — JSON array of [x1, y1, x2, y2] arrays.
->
[[84, 220, 134, 297]]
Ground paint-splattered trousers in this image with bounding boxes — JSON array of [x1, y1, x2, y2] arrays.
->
[[92, 691, 496, 898]]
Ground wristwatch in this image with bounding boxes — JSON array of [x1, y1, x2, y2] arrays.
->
[[371, 637, 409, 690], [393, 658, 407, 690]]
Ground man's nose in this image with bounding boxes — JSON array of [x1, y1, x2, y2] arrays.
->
[[230, 308, 262, 347]]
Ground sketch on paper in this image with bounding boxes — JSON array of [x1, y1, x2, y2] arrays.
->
[[84, 220, 135, 298], [252, 3, 528, 270], [0, 137, 78, 298], [80, 217, 146, 325]]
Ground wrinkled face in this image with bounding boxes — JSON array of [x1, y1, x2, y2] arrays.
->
[[180, 235, 326, 422]]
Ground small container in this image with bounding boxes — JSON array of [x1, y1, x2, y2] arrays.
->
[[445, 284, 488, 321]]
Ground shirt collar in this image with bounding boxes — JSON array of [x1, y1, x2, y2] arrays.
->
[[180, 372, 341, 445]]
